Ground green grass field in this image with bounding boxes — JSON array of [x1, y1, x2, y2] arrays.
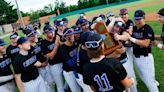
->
[[2, 0, 164, 92]]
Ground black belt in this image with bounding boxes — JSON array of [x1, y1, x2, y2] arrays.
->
[[134, 53, 150, 58], [0, 79, 13, 86]]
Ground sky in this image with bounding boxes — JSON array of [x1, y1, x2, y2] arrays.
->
[[6, 0, 78, 12]]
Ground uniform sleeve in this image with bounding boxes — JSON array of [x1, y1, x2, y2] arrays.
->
[[104, 58, 127, 80], [143, 26, 154, 41], [12, 57, 22, 74], [114, 62, 127, 80], [6, 47, 11, 58]]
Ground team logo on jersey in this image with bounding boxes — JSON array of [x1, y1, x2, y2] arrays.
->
[[34, 46, 41, 54], [10, 48, 20, 54], [23, 56, 37, 68], [48, 43, 55, 50], [133, 32, 143, 38], [0, 58, 11, 68]]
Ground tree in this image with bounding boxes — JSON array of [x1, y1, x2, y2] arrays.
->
[[0, 0, 18, 25], [29, 11, 40, 21]]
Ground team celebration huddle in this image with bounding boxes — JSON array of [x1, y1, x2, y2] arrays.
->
[[0, 6, 164, 92]]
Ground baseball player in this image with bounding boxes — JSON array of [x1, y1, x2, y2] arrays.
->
[[106, 18, 137, 92], [119, 8, 134, 64], [23, 29, 56, 92], [13, 37, 48, 92], [154, 8, 164, 49], [41, 27, 65, 92], [82, 32, 134, 92], [0, 39, 16, 92], [6, 34, 20, 61], [58, 28, 81, 92], [124, 10, 159, 92]]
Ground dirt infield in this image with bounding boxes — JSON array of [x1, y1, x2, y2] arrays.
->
[[68, 0, 164, 25]]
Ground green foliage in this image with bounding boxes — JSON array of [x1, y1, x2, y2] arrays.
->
[[29, 11, 40, 21], [0, 0, 18, 25]]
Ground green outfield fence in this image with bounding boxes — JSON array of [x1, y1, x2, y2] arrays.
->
[[49, 0, 138, 21]]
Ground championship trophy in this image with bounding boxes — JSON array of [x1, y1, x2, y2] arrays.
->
[[94, 22, 122, 55]]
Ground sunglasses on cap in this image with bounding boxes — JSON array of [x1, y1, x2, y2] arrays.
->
[[85, 39, 102, 49]]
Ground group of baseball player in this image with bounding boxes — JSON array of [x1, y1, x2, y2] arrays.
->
[[0, 7, 164, 92]]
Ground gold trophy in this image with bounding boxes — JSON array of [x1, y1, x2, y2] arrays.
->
[[94, 22, 122, 55]]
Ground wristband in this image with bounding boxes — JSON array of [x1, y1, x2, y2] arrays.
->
[[157, 43, 163, 49], [130, 37, 137, 43], [131, 78, 135, 84]]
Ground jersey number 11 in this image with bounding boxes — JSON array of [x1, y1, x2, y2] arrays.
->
[[94, 73, 113, 91]]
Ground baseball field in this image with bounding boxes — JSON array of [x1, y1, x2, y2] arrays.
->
[[3, 0, 164, 91]]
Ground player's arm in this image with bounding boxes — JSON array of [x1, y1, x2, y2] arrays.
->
[[14, 74, 25, 92], [112, 60, 133, 88], [34, 61, 48, 67], [114, 32, 130, 41], [125, 32, 151, 47], [46, 35, 60, 60], [155, 35, 162, 41]]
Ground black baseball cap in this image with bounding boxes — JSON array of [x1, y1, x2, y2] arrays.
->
[[54, 19, 58, 25], [80, 31, 92, 45], [44, 27, 54, 34], [0, 39, 7, 46], [85, 32, 103, 50], [120, 8, 128, 15], [133, 10, 145, 19], [62, 18, 68, 23], [71, 26, 82, 34], [63, 28, 75, 37], [57, 20, 65, 26], [25, 29, 37, 37], [158, 8, 164, 16], [17, 37, 28, 45], [45, 21, 50, 25], [79, 19, 88, 26], [10, 34, 18, 39]]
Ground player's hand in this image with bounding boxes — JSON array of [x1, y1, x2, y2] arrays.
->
[[114, 33, 121, 41], [41, 61, 48, 67], [126, 28, 132, 35], [124, 32, 131, 39]]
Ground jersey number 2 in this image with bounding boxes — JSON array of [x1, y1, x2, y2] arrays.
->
[[94, 73, 113, 91]]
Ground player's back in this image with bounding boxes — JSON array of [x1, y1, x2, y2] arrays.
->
[[83, 58, 126, 92]]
